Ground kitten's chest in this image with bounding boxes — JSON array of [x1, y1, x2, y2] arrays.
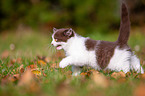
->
[[65, 38, 87, 56]]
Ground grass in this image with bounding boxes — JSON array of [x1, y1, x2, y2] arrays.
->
[[0, 29, 145, 96]]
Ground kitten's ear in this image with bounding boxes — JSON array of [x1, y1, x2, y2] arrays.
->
[[64, 28, 74, 37], [53, 27, 57, 32]]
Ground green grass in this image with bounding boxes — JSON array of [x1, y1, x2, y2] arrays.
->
[[0, 29, 145, 96]]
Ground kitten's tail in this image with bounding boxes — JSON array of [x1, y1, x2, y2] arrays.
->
[[117, 3, 130, 47]]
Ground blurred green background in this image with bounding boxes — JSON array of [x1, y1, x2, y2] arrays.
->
[[0, 0, 145, 55], [1, 0, 145, 34]]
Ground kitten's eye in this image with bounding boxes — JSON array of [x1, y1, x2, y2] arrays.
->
[[55, 39, 58, 42]]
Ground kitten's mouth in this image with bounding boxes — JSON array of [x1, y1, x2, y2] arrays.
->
[[56, 45, 62, 50]]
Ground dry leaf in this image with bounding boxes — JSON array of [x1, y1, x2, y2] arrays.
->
[[16, 64, 24, 73], [1, 75, 9, 85], [44, 57, 51, 63], [111, 72, 126, 79], [56, 80, 73, 96], [126, 72, 131, 77], [134, 84, 145, 96], [9, 74, 20, 82], [18, 69, 33, 86], [16, 58, 22, 64], [50, 63, 59, 68], [27, 64, 37, 69], [91, 71, 109, 88], [31, 69, 41, 76], [43, 72, 47, 77], [1, 50, 9, 59], [11, 59, 16, 64], [81, 72, 88, 76], [38, 60, 46, 66], [117, 78, 127, 83], [137, 73, 145, 80]]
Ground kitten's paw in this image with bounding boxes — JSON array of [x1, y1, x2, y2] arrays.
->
[[59, 60, 69, 68]]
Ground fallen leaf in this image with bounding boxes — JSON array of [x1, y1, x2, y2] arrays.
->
[[1, 75, 9, 85], [9, 74, 20, 82], [31, 69, 41, 76], [38, 60, 46, 66], [81, 72, 88, 76], [44, 57, 51, 63], [50, 63, 59, 68], [27, 64, 37, 69], [18, 69, 33, 86], [56, 80, 73, 96], [91, 71, 109, 88], [16, 58, 22, 64], [117, 78, 127, 83], [111, 72, 126, 79], [16, 64, 24, 73], [134, 84, 145, 96], [43, 72, 47, 77], [137, 73, 145, 80], [11, 59, 16, 64], [1, 50, 9, 59], [126, 72, 131, 77]]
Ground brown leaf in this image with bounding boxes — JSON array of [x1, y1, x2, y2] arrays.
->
[[16, 58, 22, 64], [9, 74, 20, 82], [1, 75, 9, 85], [27, 64, 37, 69], [81, 72, 88, 76], [91, 71, 109, 88], [126, 72, 131, 77], [1, 50, 9, 59], [134, 84, 145, 96], [11, 59, 16, 64], [18, 69, 33, 86], [50, 63, 59, 68], [56, 80, 73, 96], [137, 73, 145, 80], [44, 57, 51, 63], [20, 67, 25, 73], [16, 64, 24, 73], [111, 72, 126, 79], [117, 78, 127, 83], [43, 72, 47, 77]]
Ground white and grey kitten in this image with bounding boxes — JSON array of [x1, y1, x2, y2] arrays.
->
[[51, 3, 144, 76]]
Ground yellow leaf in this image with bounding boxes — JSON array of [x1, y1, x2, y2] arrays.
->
[[111, 72, 126, 79], [38, 60, 46, 66], [31, 69, 41, 76]]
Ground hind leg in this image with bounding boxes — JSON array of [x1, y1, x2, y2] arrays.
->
[[131, 55, 144, 74]]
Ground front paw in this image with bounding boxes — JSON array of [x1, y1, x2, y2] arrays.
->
[[59, 60, 69, 68]]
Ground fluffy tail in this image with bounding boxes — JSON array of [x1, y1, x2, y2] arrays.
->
[[117, 3, 130, 47]]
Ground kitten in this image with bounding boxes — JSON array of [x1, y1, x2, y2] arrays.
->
[[51, 3, 144, 76]]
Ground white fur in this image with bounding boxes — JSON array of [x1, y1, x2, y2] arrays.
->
[[106, 47, 131, 73], [51, 34, 144, 74], [130, 54, 144, 73], [106, 47, 144, 73], [59, 35, 100, 70]]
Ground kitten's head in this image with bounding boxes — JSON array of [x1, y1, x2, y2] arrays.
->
[[51, 28, 75, 50]]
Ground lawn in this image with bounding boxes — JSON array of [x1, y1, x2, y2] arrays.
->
[[0, 28, 145, 96]]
